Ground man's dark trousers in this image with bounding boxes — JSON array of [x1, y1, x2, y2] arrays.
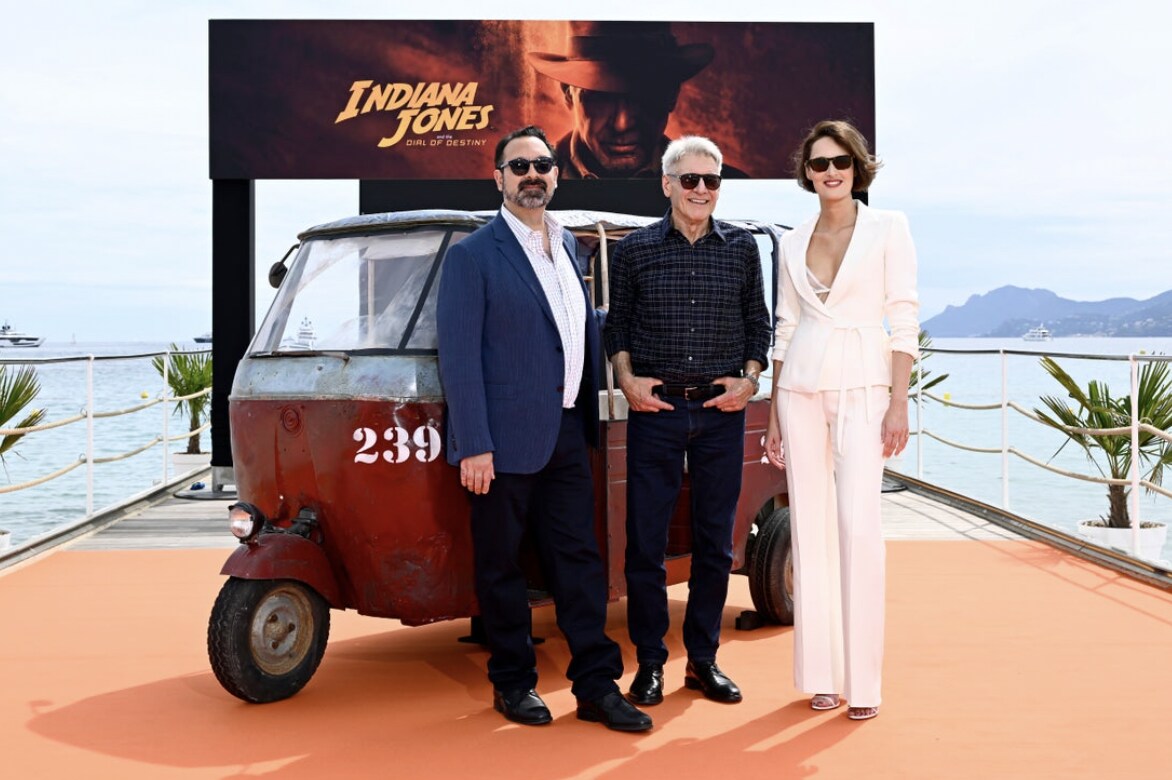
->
[[625, 398, 746, 664], [469, 406, 622, 701]]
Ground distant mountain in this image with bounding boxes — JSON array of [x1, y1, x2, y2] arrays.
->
[[922, 286, 1172, 337]]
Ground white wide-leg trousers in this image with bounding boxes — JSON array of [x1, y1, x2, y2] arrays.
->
[[777, 385, 888, 708]]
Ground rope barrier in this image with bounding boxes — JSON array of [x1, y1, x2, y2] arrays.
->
[[164, 421, 211, 444], [921, 391, 1000, 411], [923, 391, 1168, 439], [93, 397, 163, 419], [918, 430, 1172, 490], [0, 348, 211, 366], [91, 437, 162, 464], [0, 412, 87, 436], [920, 428, 1002, 454], [1004, 446, 1128, 485], [171, 387, 212, 403], [1144, 424, 1172, 444], [0, 457, 84, 494], [1, 387, 209, 434], [1145, 482, 1172, 500]]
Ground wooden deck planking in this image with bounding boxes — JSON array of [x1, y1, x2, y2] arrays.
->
[[69, 496, 237, 550], [880, 488, 1018, 541]]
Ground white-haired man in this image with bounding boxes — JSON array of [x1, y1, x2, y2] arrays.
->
[[604, 136, 770, 705]]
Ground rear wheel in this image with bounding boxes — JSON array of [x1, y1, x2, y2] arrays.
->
[[747, 506, 795, 625], [208, 578, 330, 703]]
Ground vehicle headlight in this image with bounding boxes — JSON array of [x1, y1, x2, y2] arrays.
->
[[228, 502, 265, 542]]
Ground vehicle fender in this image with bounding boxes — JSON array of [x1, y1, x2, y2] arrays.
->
[[220, 533, 343, 608]]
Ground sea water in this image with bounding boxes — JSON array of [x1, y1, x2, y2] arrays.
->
[[2, 338, 1171, 562]]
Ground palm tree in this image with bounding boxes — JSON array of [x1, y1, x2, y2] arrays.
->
[[910, 330, 949, 398], [1034, 357, 1172, 528], [152, 345, 213, 455], [0, 364, 47, 473]]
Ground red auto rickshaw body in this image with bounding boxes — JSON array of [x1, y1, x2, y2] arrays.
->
[[223, 210, 790, 626]]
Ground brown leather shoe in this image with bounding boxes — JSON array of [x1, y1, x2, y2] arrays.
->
[[627, 662, 665, 705], [493, 688, 552, 725], [683, 660, 742, 703]]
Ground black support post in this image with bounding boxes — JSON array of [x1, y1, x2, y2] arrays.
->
[[210, 179, 255, 472]]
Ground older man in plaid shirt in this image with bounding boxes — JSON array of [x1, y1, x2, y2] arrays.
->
[[605, 135, 771, 707]]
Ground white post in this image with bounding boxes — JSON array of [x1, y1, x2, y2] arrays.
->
[[85, 355, 94, 516], [915, 351, 924, 480], [1129, 355, 1141, 556], [162, 348, 170, 484], [1001, 350, 1010, 509]]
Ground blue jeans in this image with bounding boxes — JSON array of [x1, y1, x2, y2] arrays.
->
[[624, 398, 745, 664]]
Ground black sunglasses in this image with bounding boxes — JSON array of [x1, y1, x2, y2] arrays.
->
[[498, 156, 556, 175], [807, 155, 853, 173], [667, 172, 722, 190]]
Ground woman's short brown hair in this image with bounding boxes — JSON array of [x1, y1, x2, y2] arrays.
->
[[792, 120, 882, 193]]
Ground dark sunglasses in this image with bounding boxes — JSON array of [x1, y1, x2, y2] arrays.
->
[[667, 172, 722, 190], [498, 156, 556, 175], [807, 155, 853, 173]]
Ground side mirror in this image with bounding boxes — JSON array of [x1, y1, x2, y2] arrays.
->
[[268, 262, 288, 288], [268, 243, 300, 288]]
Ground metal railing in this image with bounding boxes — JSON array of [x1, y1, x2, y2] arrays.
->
[[911, 346, 1172, 560], [0, 349, 211, 514]]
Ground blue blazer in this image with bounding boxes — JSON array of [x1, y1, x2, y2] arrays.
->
[[436, 212, 601, 474]]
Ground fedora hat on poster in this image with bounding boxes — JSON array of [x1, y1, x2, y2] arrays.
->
[[527, 21, 714, 93]]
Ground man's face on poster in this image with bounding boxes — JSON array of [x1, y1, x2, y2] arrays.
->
[[563, 85, 678, 176]]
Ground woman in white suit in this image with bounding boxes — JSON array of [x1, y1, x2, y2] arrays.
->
[[764, 120, 919, 721]]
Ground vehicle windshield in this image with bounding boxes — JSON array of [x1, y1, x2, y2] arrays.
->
[[252, 227, 471, 355], [249, 216, 780, 360]]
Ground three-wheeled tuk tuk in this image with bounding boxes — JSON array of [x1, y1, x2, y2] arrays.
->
[[208, 210, 794, 703]]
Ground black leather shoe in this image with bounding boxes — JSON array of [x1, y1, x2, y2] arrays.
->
[[493, 688, 552, 725], [627, 662, 665, 705], [684, 661, 742, 703], [577, 691, 654, 732]]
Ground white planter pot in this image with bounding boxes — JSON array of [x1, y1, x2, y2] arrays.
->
[[1077, 521, 1168, 562], [171, 452, 211, 472], [0, 529, 10, 551]]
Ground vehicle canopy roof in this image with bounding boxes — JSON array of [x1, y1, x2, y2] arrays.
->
[[298, 209, 782, 242]]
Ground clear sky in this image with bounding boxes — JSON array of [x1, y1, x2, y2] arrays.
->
[[3, 1, 1170, 342]]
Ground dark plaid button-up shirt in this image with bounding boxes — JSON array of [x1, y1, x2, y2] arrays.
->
[[604, 211, 772, 384]]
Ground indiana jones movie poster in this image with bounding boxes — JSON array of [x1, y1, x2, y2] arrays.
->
[[209, 20, 874, 181]]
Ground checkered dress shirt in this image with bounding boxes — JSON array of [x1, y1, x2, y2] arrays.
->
[[604, 211, 771, 384]]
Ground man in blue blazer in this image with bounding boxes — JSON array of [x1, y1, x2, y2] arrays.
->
[[436, 126, 651, 732]]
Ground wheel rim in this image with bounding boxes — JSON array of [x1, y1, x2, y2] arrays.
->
[[249, 584, 315, 675]]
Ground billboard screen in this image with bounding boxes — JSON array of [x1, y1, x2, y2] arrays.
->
[[209, 20, 874, 182]]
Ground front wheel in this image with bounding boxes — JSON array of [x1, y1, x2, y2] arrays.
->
[[208, 578, 331, 703], [747, 506, 795, 625]]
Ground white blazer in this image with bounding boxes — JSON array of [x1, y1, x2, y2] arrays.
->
[[772, 202, 919, 392]]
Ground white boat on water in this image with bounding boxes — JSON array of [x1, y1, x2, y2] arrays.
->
[[1022, 324, 1052, 342], [279, 317, 317, 350], [0, 321, 44, 348]]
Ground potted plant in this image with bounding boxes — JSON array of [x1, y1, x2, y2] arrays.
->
[[153, 345, 213, 466], [1, 363, 47, 549], [1034, 356, 1172, 560]]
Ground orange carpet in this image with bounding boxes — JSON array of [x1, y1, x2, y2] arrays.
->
[[2, 540, 1171, 779]]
